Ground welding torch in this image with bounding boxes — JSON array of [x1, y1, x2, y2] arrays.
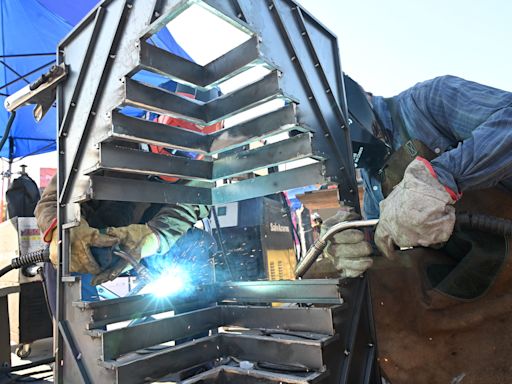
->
[[295, 219, 378, 278], [295, 213, 512, 278], [112, 248, 156, 296]]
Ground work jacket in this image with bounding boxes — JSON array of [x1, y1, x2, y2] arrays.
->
[[362, 75, 512, 219]]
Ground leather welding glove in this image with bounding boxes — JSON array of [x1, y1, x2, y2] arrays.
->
[[91, 203, 209, 285], [45, 218, 119, 274], [322, 210, 373, 278], [91, 224, 157, 285], [374, 157, 458, 259]]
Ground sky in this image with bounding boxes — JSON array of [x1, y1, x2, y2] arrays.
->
[[6, 0, 512, 189], [297, 0, 512, 96]]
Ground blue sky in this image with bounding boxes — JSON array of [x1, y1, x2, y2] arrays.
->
[[298, 0, 512, 96]]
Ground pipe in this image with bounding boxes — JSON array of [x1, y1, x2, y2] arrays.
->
[[295, 219, 378, 278]]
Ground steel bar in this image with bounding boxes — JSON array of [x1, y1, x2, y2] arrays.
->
[[99, 304, 341, 361], [212, 133, 317, 180], [120, 70, 290, 126], [108, 110, 210, 152], [88, 175, 212, 205], [212, 162, 327, 204], [112, 333, 326, 383], [208, 104, 306, 154], [104, 105, 306, 156], [101, 307, 222, 361], [60, 0, 132, 205], [58, 8, 106, 137], [58, 321, 92, 384], [113, 336, 220, 383], [295, 219, 379, 278], [122, 77, 205, 122], [93, 143, 212, 180], [180, 365, 327, 384], [204, 70, 289, 123], [133, 40, 204, 86], [217, 279, 343, 304], [221, 305, 340, 335], [133, 36, 263, 89]]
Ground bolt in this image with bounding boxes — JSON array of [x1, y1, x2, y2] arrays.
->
[[70, 102, 76, 107], [344, 350, 350, 356], [126, 3, 133, 9]]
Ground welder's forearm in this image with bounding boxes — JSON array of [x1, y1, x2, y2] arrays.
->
[[147, 204, 210, 254], [431, 108, 512, 193]]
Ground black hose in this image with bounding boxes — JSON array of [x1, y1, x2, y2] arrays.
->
[[10, 247, 50, 269], [0, 264, 13, 278], [456, 213, 512, 237], [0, 246, 50, 278]]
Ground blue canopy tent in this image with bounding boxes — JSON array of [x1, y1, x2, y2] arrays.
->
[[0, 0, 192, 162]]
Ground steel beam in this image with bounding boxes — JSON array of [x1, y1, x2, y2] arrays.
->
[[132, 36, 265, 90], [180, 365, 327, 384], [212, 162, 327, 204], [222, 305, 340, 335], [101, 306, 222, 361], [217, 279, 343, 304], [208, 104, 306, 154], [87, 175, 213, 205], [112, 333, 327, 383], [118, 71, 291, 126], [107, 110, 210, 153], [212, 133, 318, 180], [99, 304, 341, 361], [91, 143, 212, 180]]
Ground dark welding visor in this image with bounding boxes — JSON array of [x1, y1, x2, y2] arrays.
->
[[343, 74, 390, 171]]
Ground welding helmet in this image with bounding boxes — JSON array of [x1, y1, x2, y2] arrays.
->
[[343, 74, 390, 173]]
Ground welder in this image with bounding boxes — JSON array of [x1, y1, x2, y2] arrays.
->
[[35, 174, 213, 313], [320, 75, 512, 383], [34, 83, 224, 314]]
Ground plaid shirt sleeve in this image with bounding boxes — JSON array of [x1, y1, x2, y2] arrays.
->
[[395, 75, 512, 194]]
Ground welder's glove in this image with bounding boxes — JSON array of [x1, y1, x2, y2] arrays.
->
[[374, 157, 458, 259], [322, 210, 373, 278], [44, 218, 119, 274], [91, 224, 157, 285]]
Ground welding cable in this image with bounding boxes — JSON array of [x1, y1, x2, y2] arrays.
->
[[37, 267, 54, 319], [0, 246, 50, 278], [456, 213, 512, 237], [211, 208, 234, 280]]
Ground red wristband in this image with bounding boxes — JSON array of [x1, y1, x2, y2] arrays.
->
[[415, 156, 462, 201], [43, 218, 57, 243]]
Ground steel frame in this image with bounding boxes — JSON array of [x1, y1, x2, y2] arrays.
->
[[54, 0, 380, 382]]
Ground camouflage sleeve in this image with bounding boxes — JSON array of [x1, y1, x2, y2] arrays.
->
[[147, 203, 210, 254], [34, 174, 57, 233]]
